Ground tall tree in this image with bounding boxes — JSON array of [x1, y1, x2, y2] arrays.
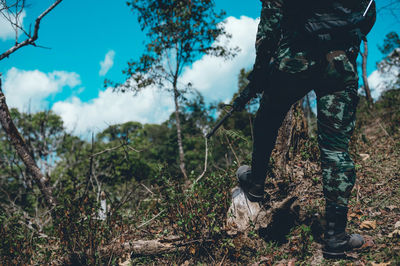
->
[[118, 0, 235, 180], [361, 39, 373, 106], [379, 31, 400, 54], [0, 0, 63, 211], [377, 32, 400, 91]]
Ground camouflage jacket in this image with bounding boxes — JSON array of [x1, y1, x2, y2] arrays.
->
[[256, 0, 376, 74]]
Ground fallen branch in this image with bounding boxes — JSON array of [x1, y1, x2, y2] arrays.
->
[[106, 239, 183, 255], [100, 237, 212, 256]]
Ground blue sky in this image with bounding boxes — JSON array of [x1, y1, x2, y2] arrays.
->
[[0, 0, 398, 135]]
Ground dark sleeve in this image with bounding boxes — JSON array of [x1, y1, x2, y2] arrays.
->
[[250, 1, 283, 82], [255, 1, 283, 58], [360, 0, 376, 36]]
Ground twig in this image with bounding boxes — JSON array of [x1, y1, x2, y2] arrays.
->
[[141, 183, 154, 195], [0, 0, 63, 61], [224, 132, 240, 164], [377, 119, 396, 144], [125, 145, 141, 152], [137, 210, 165, 229], [91, 144, 124, 157], [218, 252, 227, 266], [194, 137, 208, 184]]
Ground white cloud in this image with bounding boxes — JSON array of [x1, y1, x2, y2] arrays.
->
[[49, 16, 258, 136], [368, 67, 400, 100], [181, 16, 258, 103], [0, 10, 26, 41], [99, 50, 116, 76], [3, 67, 81, 112], [52, 87, 174, 135]]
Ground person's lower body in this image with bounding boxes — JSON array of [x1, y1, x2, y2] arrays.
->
[[238, 49, 365, 257], [316, 84, 365, 258], [237, 69, 312, 202]]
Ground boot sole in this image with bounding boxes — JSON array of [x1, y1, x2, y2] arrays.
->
[[322, 250, 346, 259]]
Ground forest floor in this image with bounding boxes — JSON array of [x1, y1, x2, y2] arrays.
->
[[125, 102, 398, 266]]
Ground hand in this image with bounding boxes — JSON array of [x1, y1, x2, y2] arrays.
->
[[232, 96, 246, 111]]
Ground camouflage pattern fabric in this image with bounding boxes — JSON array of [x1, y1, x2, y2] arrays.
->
[[255, 0, 375, 74], [317, 84, 359, 206], [256, 1, 317, 74], [249, 0, 375, 207]]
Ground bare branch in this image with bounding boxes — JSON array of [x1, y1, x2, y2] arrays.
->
[[0, 0, 63, 61], [91, 144, 125, 157], [141, 183, 154, 195]]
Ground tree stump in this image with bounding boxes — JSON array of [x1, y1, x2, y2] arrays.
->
[[273, 101, 309, 180]]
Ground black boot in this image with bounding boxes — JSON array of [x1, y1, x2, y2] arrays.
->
[[236, 165, 264, 202], [323, 202, 364, 258]]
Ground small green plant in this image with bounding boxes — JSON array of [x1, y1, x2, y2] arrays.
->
[[0, 212, 39, 265], [287, 224, 314, 260]]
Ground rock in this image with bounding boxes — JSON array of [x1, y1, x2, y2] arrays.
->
[[226, 187, 264, 235], [226, 186, 299, 237]]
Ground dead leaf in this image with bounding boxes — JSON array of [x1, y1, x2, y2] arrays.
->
[[359, 153, 370, 161], [372, 211, 382, 217], [361, 235, 375, 248], [345, 251, 359, 259], [181, 261, 190, 266], [288, 259, 296, 266], [370, 263, 391, 266], [349, 212, 362, 220], [360, 220, 377, 230], [386, 205, 397, 211], [190, 247, 196, 255], [119, 259, 132, 266], [395, 221, 400, 229], [389, 229, 400, 238], [349, 212, 357, 218]]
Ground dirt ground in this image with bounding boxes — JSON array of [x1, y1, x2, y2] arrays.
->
[[123, 103, 400, 266]]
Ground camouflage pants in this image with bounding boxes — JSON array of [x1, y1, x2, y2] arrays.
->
[[250, 1, 361, 207], [317, 84, 359, 206], [251, 65, 359, 208]]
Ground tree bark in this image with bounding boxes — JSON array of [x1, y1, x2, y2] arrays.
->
[[362, 39, 373, 106], [304, 94, 314, 136], [173, 86, 188, 180], [0, 78, 56, 210]]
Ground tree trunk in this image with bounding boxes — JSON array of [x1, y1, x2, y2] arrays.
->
[[304, 93, 314, 136], [0, 78, 56, 210], [173, 86, 188, 180], [362, 39, 373, 106]]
